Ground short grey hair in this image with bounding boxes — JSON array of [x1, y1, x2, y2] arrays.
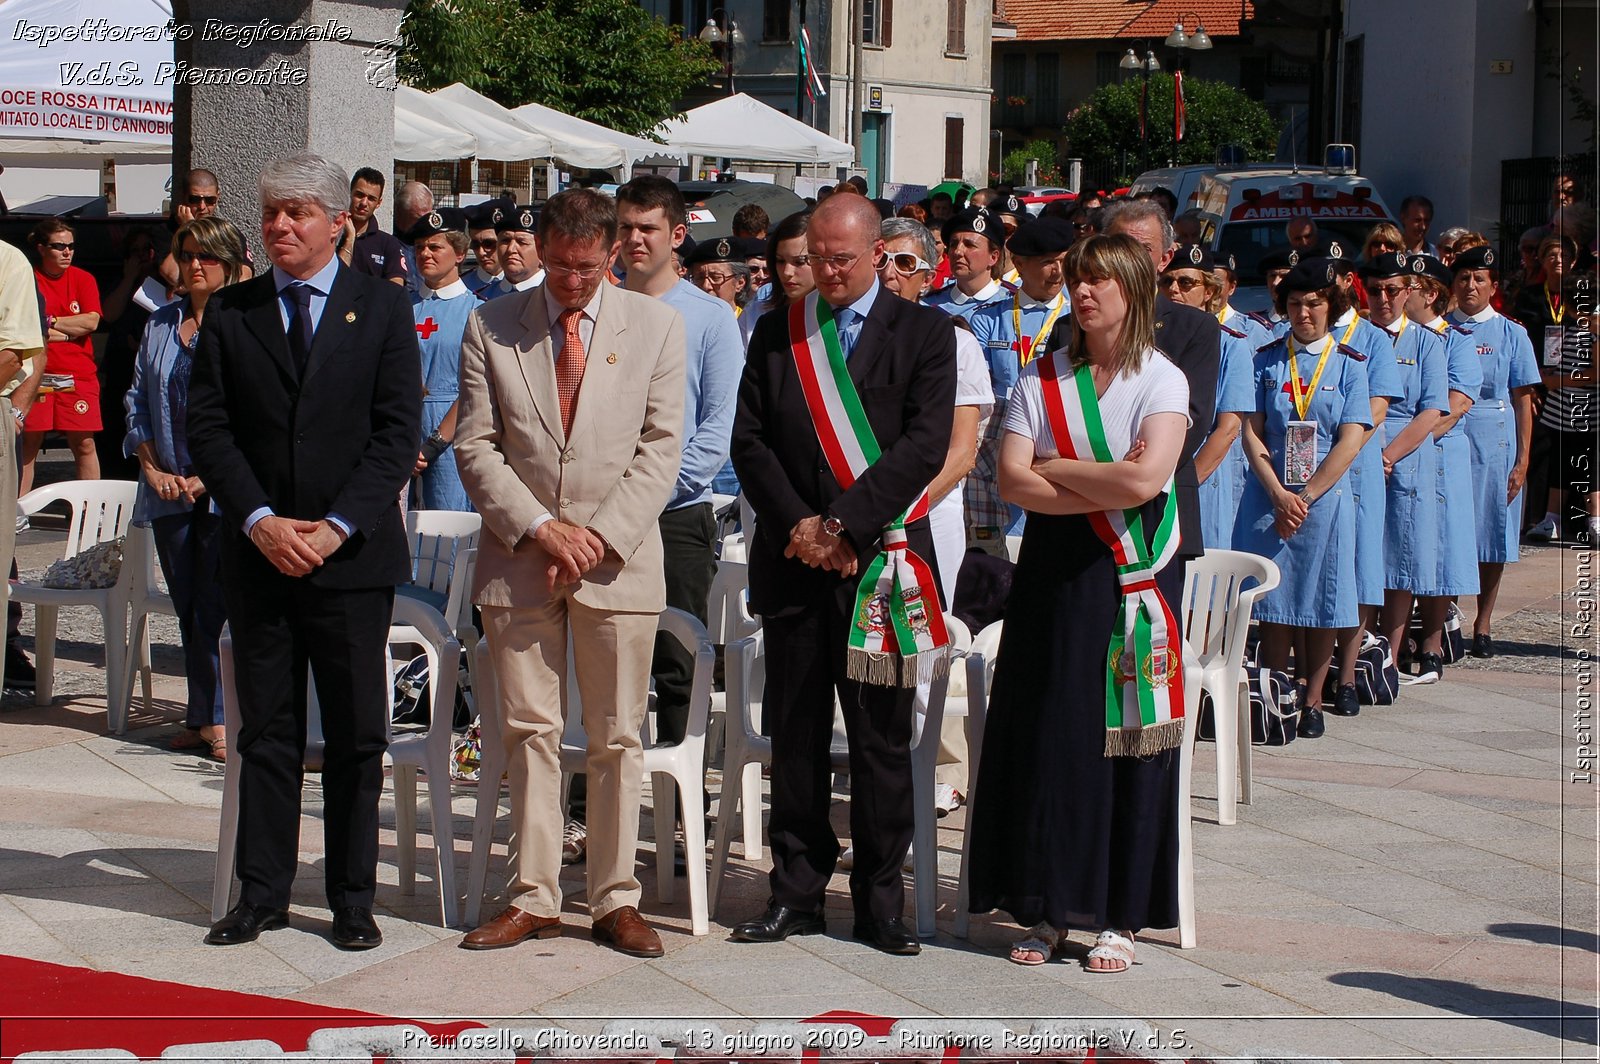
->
[[397, 181, 435, 215], [881, 218, 937, 268], [1101, 197, 1175, 252], [1437, 226, 1471, 248], [729, 261, 754, 308], [258, 153, 348, 220]]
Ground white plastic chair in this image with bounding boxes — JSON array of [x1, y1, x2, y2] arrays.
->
[[211, 596, 463, 927], [1180, 550, 1281, 825], [466, 608, 717, 935], [909, 616, 971, 939], [403, 509, 482, 687], [12, 481, 139, 731], [952, 620, 1002, 940], [118, 522, 174, 727]]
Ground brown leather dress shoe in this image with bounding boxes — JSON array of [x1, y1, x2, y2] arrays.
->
[[591, 905, 664, 958], [459, 906, 562, 950]]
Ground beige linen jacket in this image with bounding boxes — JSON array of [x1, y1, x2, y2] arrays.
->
[[454, 281, 686, 613]]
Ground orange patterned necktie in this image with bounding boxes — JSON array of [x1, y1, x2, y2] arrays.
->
[[556, 306, 587, 435]]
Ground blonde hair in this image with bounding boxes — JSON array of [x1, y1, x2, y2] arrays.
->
[[172, 216, 249, 287], [1452, 230, 1491, 253], [1061, 233, 1156, 377], [1364, 221, 1403, 253]]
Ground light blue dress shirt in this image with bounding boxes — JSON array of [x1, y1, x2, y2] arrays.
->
[[660, 279, 744, 510], [831, 279, 880, 359]]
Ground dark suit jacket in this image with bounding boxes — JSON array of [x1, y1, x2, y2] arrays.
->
[[1047, 293, 1219, 555], [186, 264, 423, 590], [731, 292, 956, 618]]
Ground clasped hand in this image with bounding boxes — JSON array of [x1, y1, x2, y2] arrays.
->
[[249, 515, 345, 578], [536, 520, 608, 592], [786, 515, 858, 577], [1273, 489, 1309, 539]]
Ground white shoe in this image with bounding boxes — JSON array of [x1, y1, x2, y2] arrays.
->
[[14, 515, 27, 534], [837, 845, 914, 872], [561, 819, 587, 865], [933, 782, 965, 818], [1526, 516, 1558, 542]]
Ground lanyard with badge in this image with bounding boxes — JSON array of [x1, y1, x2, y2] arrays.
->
[[1012, 293, 1065, 367], [1283, 336, 1335, 486], [1543, 286, 1566, 368]]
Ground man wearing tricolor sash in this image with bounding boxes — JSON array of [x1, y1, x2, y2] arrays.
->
[[728, 194, 956, 957]]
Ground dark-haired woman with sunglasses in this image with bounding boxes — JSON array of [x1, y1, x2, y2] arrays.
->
[[23, 217, 102, 492], [124, 216, 250, 761]]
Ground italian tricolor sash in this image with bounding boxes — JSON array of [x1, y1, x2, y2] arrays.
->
[[788, 292, 950, 687], [1038, 351, 1186, 757]]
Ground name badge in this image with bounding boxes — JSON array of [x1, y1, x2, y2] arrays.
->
[[1544, 326, 1565, 368], [1284, 420, 1316, 487]]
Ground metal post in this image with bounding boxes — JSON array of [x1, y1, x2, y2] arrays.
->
[[851, 0, 864, 166]]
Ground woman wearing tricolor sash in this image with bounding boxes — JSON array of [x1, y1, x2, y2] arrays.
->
[[965, 234, 1191, 974], [1233, 259, 1373, 738]]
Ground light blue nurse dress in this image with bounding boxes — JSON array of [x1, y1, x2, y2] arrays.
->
[[1197, 322, 1257, 549], [1380, 319, 1451, 593], [1448, 309, 1540, 563], [410, 285, 477, 512], [1340, 311, 1406, 607], [1234, 335, 1372, 629], [1424, 318, 1484, 594]]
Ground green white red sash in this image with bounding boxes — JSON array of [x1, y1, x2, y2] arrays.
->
[[1038, 351, 1186, 756], [788, 292, 950, 687]]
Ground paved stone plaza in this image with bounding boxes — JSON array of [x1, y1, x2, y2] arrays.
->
[[0, 461, 1595, 1061]]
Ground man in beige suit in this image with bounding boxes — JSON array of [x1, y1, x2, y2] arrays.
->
[[453, 189, 686, 957]]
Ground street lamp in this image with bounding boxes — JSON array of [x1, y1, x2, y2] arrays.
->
[[1118, 48, 1161, 174], [698, 12, 745, 95], [1164, 15, 1213, 51]]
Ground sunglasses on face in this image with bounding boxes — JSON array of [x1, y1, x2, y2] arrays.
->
[[187, 195, 219, 206], [44, 242, 74, 252], [471, 240, 498, 251], [1158, 275, 1205, 292], [177, 250, 223, 266], [885, 252, 932, 275], [695, 270, 736, 286], [1370, 283, 1412, 299]]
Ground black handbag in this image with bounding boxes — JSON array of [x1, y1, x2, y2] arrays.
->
[[1405, 601, 1465, 666], [1354, 632, 1401, 705], [1197, 666, 1298, 747], [392, 648, 473, 731]]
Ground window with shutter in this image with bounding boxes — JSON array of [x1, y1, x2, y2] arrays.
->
[[944, 117, 964, 180], [882, 0, 892, 47], [947, 0, 966, 53]]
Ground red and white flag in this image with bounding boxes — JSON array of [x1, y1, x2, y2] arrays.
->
[[1174, 71, 1186, 142]]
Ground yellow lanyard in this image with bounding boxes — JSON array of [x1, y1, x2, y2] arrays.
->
[[1387, 314, 1409, 345], [1215, 306, 1229, 326], [1012, 292, 1066, 367], [1287, 337, 1336, 419], [1546, 286, 1565, 325]]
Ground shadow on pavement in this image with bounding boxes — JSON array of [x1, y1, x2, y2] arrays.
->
[[1329, 971, 1599, 1046]]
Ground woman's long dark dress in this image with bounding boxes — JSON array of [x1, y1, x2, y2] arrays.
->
[[965, 500, 1182, 933]]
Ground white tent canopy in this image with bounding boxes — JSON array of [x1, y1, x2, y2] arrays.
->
[[395, 85, 553, 162], [394, 101, 478, 161], [656, 94, 853, 166], [509, 98, 681, 171]]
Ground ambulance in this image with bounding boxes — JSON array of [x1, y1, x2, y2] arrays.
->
[[1192, 147, 1395, 310]]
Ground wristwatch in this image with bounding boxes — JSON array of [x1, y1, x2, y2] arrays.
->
[[821, 512, 845, 539]]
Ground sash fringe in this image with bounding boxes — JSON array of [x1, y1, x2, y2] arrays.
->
[[847, 645, 951, 688], [1103, 718, 1185, 758]]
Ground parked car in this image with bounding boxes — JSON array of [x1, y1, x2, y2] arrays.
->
[[677, 180, 808, 242]]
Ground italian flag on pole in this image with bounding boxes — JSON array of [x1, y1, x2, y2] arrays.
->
[[1174, 70, 1186, 142], [798, 27, 827, 101]]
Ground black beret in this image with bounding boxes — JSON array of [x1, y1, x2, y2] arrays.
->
[[1451, 245, 1498, 272], [466, 197, 514, 228], [941, 209, 1005, 249], [1310, 234, 1356, 265], [683, 235, 755, 269], [1005, 216, 1073, 257], [1165, 243, 1216, 272], [492, 204, 539, 234], [404, 207, 469, 243], [676, 234, 697, 261], [1259, 248, 1299, 273], [1360, 251, 1426, 281], [1412, 254, 1454, 287], [1279, 256, 1341, 295]]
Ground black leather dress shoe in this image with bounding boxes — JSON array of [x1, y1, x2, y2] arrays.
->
[[1297, 704, 1325, 739], [1471, 633, 1494, 659], [852, 917, 921, 956], [205, 902, 288, 946], [730, 901, 825, 943], [330, 906, 382, 951], [1329, 683, 1361, 716]]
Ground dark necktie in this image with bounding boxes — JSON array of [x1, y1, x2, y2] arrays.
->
[[286, 283, 315, 375]]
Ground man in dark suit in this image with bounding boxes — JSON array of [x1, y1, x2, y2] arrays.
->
[[187, 153, 422, 950], [1097, 198, 1220, 558], [728, 193, 955, 956]]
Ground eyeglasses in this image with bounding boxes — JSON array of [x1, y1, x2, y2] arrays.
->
[[545, 264, 607, 281], [695, 270, 737, 287], [1369, 283, 1412, 299], [187, 195, 219, 207], [176, 250, 223, 266], [1158, 275, 1206, 292], [43, 242, 74, 252], [471, 239, 498, 251], [809, 251, 864, 274], [886, 252, 932, 275]]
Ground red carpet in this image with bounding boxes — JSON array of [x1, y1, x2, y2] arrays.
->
[[0, 955, 482, 1059]]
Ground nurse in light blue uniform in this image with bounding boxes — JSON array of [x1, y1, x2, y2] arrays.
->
[[1409, 255, 1482, 679], [405, 208, 477, 512], [1234, 259, 1372, 738], [1256, 248, 1299, 341], [1446, 245, 1541, 658], [1362, 254, 1450, 672], [966, 215, 1073, 550], [925, 209, 1009, 322], [1215, 251, 1275, 351]]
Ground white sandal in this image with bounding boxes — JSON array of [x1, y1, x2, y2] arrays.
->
[[1085, 929, 1135, 973], [1008, 923, 1067, 966]]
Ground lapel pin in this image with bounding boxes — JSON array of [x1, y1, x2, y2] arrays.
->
[[606, 353, 618, 364], [345, 311, 356, 323]]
